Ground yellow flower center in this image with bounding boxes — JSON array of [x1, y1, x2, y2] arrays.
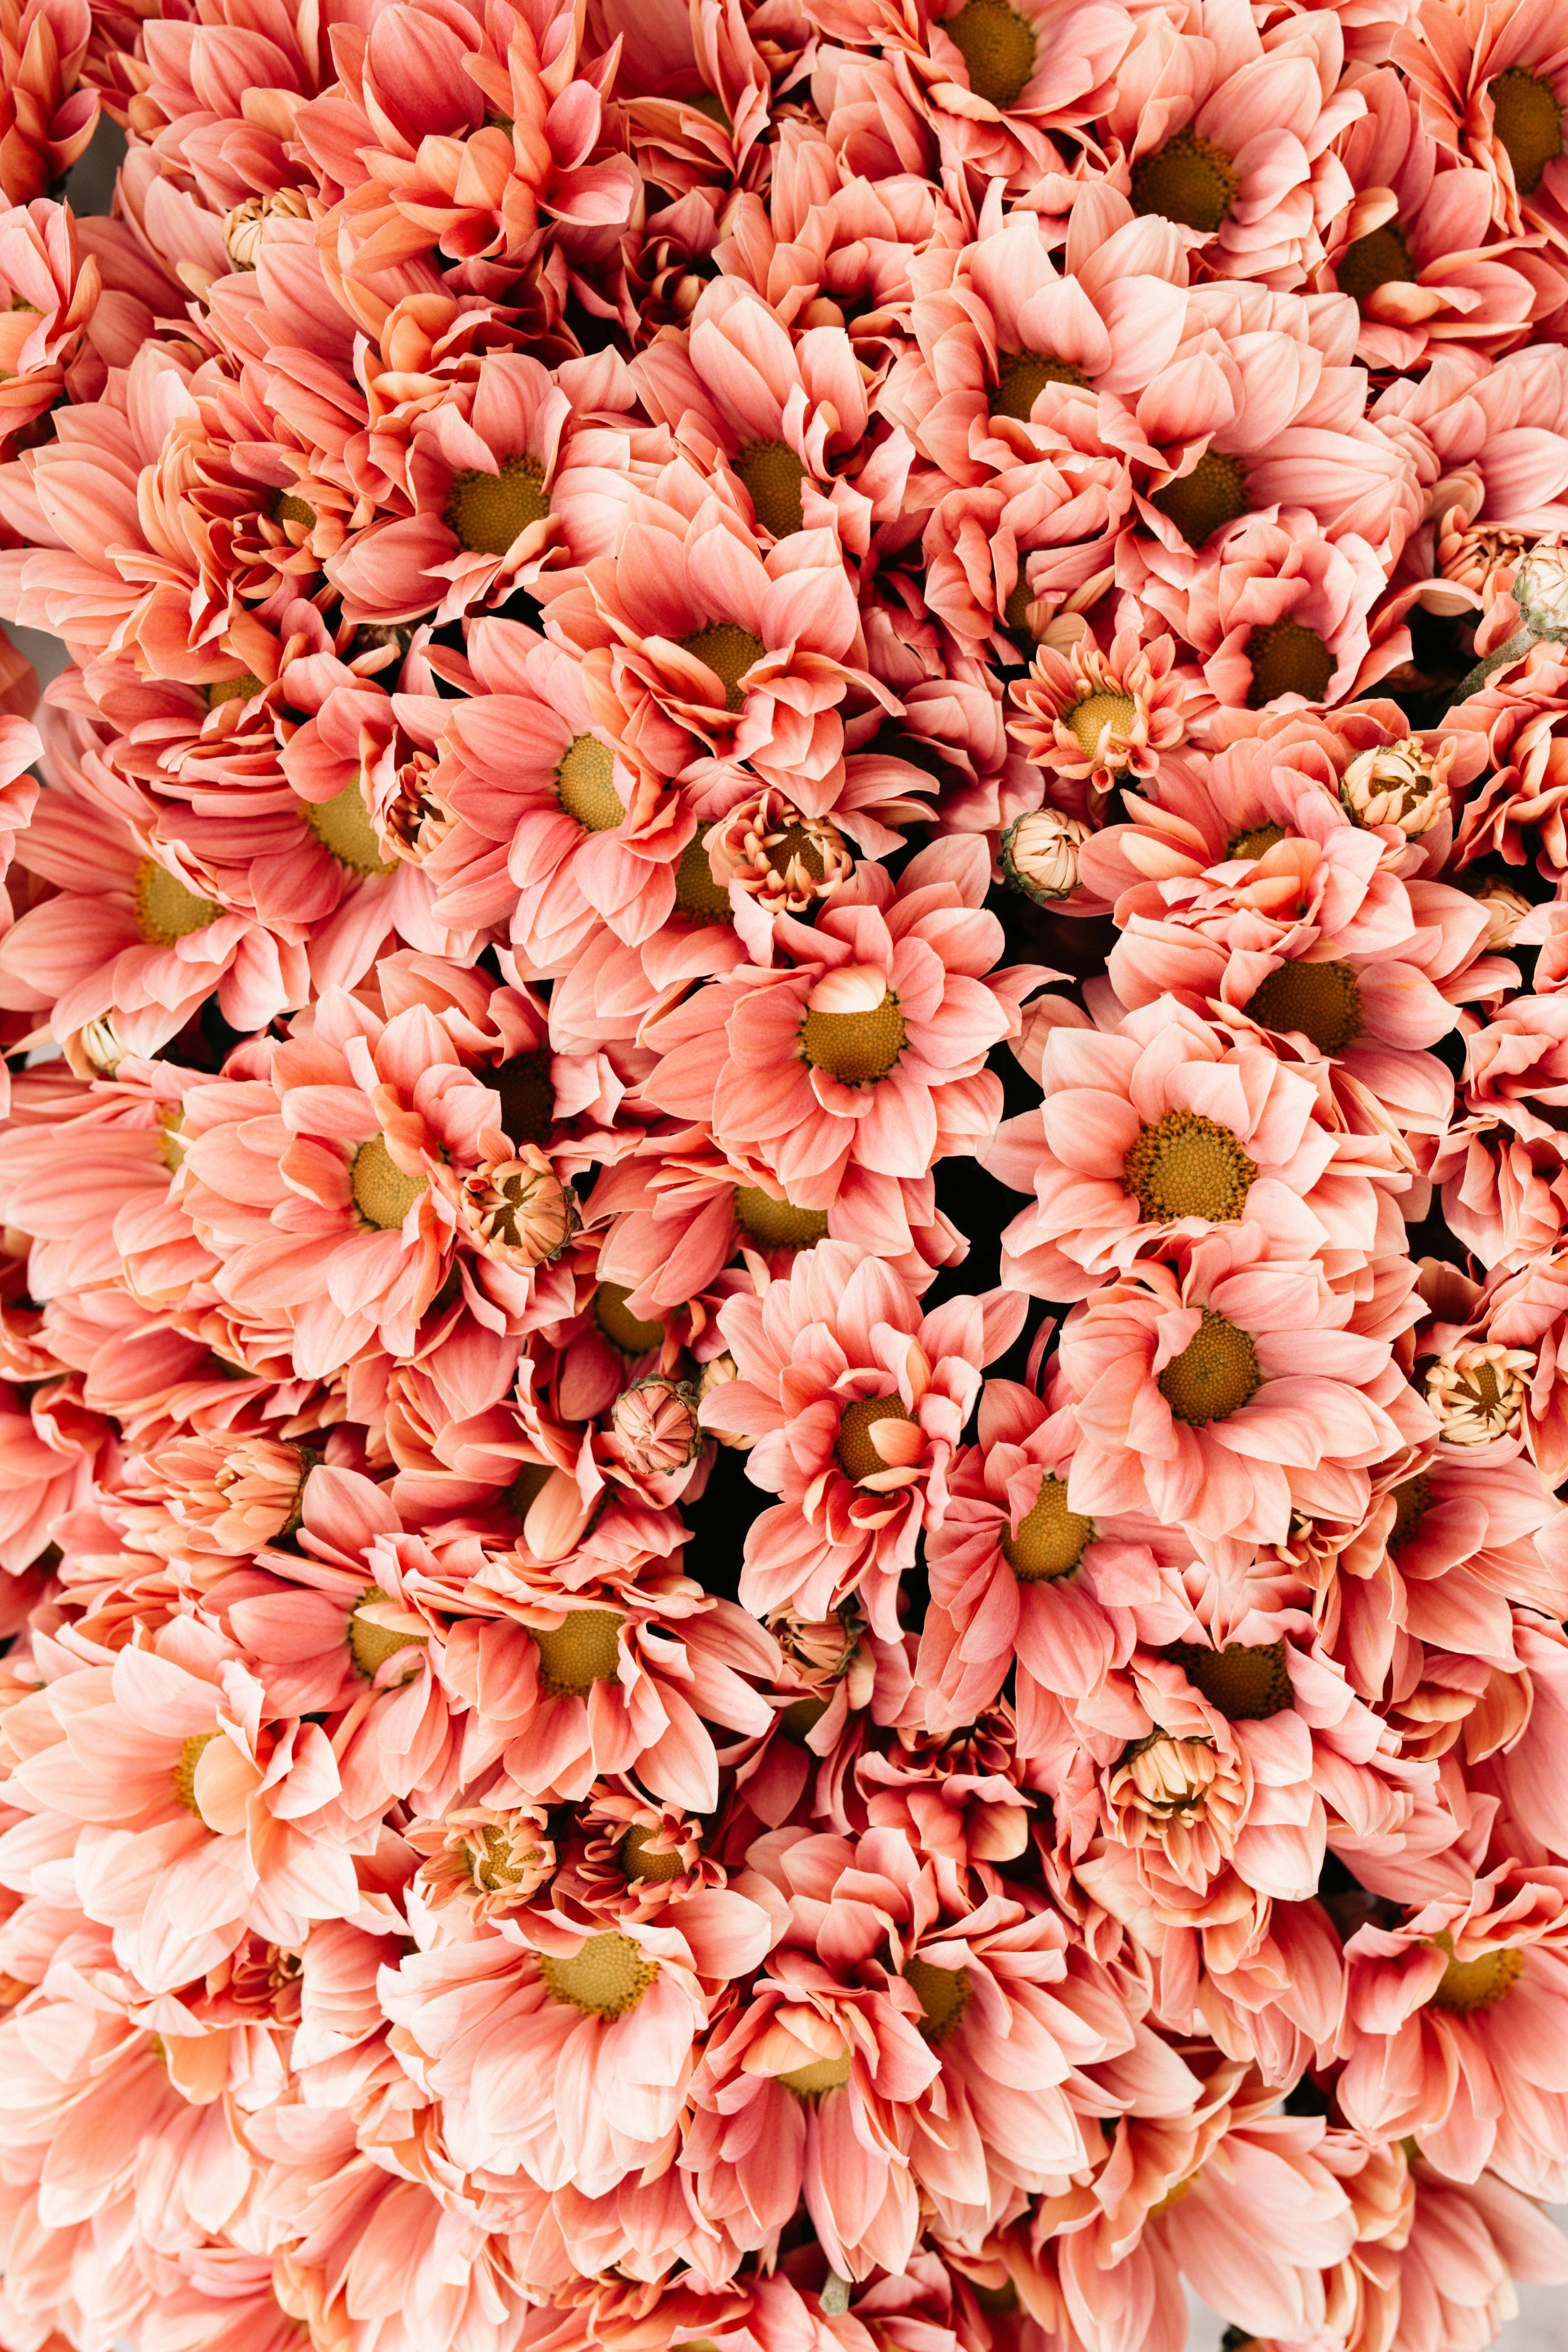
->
[[157, 1105, 187, 1174], [473, 1823, 540, 1891], [1122, 1110, 1258, 1224], [443, 454, 550, 556], [1004, 576, 1038, 637], [836, 1393, 916, 1483], [1336, 222, 1417, 306], [1150, 449, 1250, 549], [306, 783, 395, 876], [904, 1954, 972, 2043], [992, 348, 1088, 422], [733, 1185, 831, 1248], [491, 1050, 555, 1146], [621, 1822, 688, 1882], [800, 989, 907, 1085], [594, 1281, 665, 1354], [172, 1729, 220, 1814], [778, 2040, 854, 2095], [942, 0, 1037, 106], [540, 1930, 657, 2018], [1228, 822, 1287, 861], [1131, 129, 1238, 231], [680, 623, 767, 715], [555, 735, 625, 833], [1157, 1307, 1261, 1426], [1066, 691, 1137, 758], [1430, 1932, 1524, 2013], [734, 438, 807, 538], [1388, 1471, 1429, 1554], [1170, 1638, 1292, 1720], [507, 1461, 554, 1520], [673, 833, 734, 922], [350, 1134, 429, 1230], [1244, 959, 1364, 1055], [1489, 67, 1564, 196], [134, 859, 224, 945], [206, 672, 263, 707], [533, 1609, 625, 1697], [1246, 618, 1336, 708], [347, 1584, 426, 1679], [1003, 1473, 1096, 1581]]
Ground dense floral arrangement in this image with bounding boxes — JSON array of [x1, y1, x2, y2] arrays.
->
[[5, 0, 1568, 2346]]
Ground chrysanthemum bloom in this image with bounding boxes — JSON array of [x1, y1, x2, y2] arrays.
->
[[631, 279, 879, 548], [1019, 2069, 1360, 2352], [729, 1599, 913, 1831], [0, 1615, 357, 1994], [643, 837, 1040, 1211], [985, 993, 1410, 1299], [405, 1796, 558, 1922], [1484, 1244, 1568, 1480], [1007, 627, 1186, 806], [0, 0, 98, 207], [426, 620, 700, 970], [1100, 0, 1365, 282], [1430, 995, 1568, 1267], [128, 1432, 320, 1560], [385, 1881, 771, 2186], [1337, 1863, 1568, 2196], [1395, 0, 1568, 253], [1051, 1230, 1433, 1550], [542, 1782, 724, 1926], [1372, 343, 1568, 554], [705, 1240, 1023, 1636], [1337, 2152, 1568, 2352], [1317, 68, 1568, 370], [1121, 509, 1399, 725], [1448, 640, 1568, 880], [325, 353, 640, 628], [0, 1355, 107, 1574], [0, 199, 104, 448], [918, 447, 1131, 656], [914, 1383, 1183, 1740], [541, 485, 891, 815]]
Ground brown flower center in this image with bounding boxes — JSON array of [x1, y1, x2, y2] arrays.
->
[[778, 2040, 854, 2095], [992, 348, 1087, 422], [733, 1185, 831, 1248], [1170, 1638, 1292, 1719], [351, 1134, 429, 1231], [134, 859, 224, 945], [836, 1392, 916, 1483], [594, 1281, 665, 1354], [1004, 1473, 1096, 1581], [1066, 691, 1137, 757], [621, 1822, 687, 1882], [273, 489, 316, 530], [1131, 129, 1238, 232], [207, 672, 263, 707], [734, 438, 806, 538], [533, 1609, 625, 1697], [491, 1050, 555, 1145], [1150, 449, 1250, 548], [1489, 67, 1564, 196], [1244, 959, 1364, 1055], [1004, 576, 1038, 636], [680, 624, 767, 715], [800, 989, 907, 1085], [1430, 1931, 1524, 2013], [1246, 618, 1336, 709], [347, 1584, 426, 1678], [904, 1955, 972, 2044], [444, 454, 550, 556], [1228, 821, 1287, 861], [172, 1729, 220, 1814], [1157, 1307, 1262, 1426], [1388, 1471, 1430, 1554], [673, 833, 734, 922], [1336, 221, 1417, 306], [942, 0, 1037, 107], [306, 783, 396, 876], [1123, 1110, 1258, 1224], [556, 735, 625, 833], [540, 1929, 657, 2017], [778, 1693, 830, 1743]]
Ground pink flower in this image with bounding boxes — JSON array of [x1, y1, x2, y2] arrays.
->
[[706, 1240, 1023, 1636], [1432, 995, 1568, 1267]]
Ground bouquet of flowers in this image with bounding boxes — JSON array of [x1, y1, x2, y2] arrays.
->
[[2, 0, 1568, 2343]]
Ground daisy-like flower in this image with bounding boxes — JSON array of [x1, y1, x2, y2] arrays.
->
[[1007, 626, 1186, 807], [984, 992, 1410, 1300], [642, 837, 1041, 1212], [703, 1239, 1023, 1637], [1051, 1228, 1433, 1552], [1337, 1862, 1568, 2197], [1448, 638, 1568, 880], [1395, 0, 1568, 253], [1431, 995, 1568, 1268]]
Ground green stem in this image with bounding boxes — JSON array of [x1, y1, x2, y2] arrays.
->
[[1446, 625, 1538, 711]]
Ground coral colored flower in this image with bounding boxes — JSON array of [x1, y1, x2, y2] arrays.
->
[[1008, 626, 1186, 807], [707, 1240, 1023, 1637], [985, 993, 1410, 1299], [1395, 0, 1568, 254], [1432, 995, 1568, 1267], [1051, 1229, 1432, 1552]]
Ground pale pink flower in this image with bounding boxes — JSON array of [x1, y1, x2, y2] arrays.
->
[[1008, 627, 1187, 805], [1432, 995, 1568, 1267], [1395, 0, 1568, 253]]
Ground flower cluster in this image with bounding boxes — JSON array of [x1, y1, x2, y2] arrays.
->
[[0, 0, 1567, 2346]]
